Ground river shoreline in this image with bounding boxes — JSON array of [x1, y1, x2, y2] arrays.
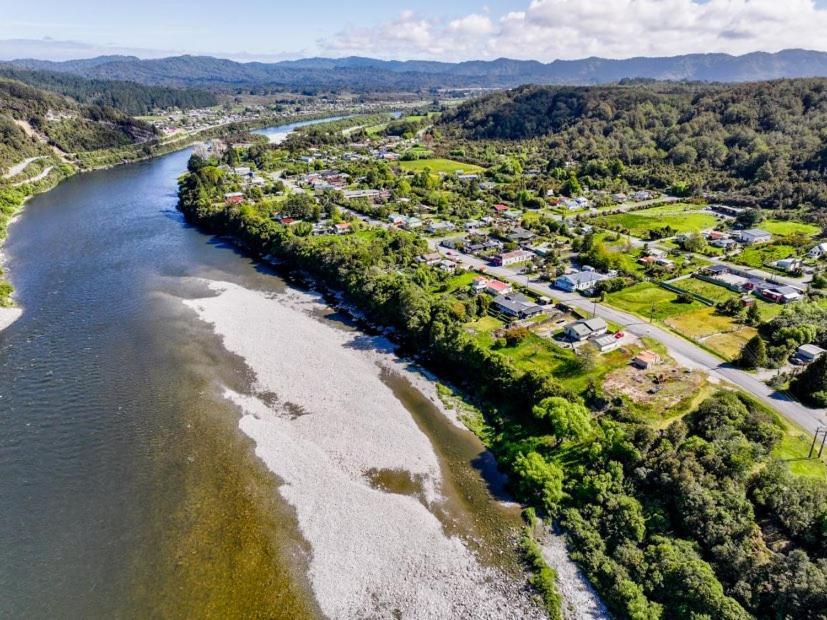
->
[[0, 111, 364, 328]]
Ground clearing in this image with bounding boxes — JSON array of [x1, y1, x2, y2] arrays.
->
[[591, 203, 718, 238], [399, 158, 485, 175]]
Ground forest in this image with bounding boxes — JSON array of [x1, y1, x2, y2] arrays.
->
[[177, 152, 827, 620], [0, 66, 217, 115], [437, 79, 827, 211]]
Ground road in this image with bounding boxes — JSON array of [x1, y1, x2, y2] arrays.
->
[[338, 204, 825, 435], [3, 157, 42, 179], [427, 240, 825, 435]]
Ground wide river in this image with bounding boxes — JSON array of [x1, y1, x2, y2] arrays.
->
[[0, 122, 542, 618]]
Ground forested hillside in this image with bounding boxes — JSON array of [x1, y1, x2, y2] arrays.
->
[[0, 77, 155, 172], [0, 66, 217, 115], [438, 79, 827, 210]]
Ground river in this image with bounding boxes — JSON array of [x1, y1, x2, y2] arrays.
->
[[0, 121, 542, 617]]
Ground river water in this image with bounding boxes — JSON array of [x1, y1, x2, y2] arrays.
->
[[0, 123, 540, 617]]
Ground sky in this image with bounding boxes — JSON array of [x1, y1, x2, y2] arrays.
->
[[2, 0, 827, 63]]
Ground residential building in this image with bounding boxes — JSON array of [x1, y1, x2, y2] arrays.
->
[[427, 221, 456, 234], [759, 285, 803, 304], [224, 192, 244, 206], [492, 250, 534, 266], [564, 318, 608, 341], [808, 242, 827, 258], [491, 293, 543, 319], [554, 271, 607, 293]]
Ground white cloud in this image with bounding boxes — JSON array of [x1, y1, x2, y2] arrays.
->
[[321, 0, 827, 61]]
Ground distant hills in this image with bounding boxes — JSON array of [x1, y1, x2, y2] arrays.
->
[[6, 49, 827, 92]]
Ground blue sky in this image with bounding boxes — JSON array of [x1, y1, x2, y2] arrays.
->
[[2, 0, 827, 62]]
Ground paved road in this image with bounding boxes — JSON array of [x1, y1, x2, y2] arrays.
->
[[338, 204, 825, 434], [429, 240, 825, 435]]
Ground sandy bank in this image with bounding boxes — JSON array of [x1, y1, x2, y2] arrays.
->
[[0, 306, 22, 333], [184, 279, 543, 619]]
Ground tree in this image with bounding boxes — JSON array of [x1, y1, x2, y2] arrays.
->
[[790, 354, 827, 407], [737, 335, 767, 369], [736, 208, 763, 228], [532, 397, 593, 445], [512, 451, 565, 514], [744, 303, 761, 326]]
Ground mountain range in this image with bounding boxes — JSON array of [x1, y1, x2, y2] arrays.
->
[[6, 49, 827, 92]]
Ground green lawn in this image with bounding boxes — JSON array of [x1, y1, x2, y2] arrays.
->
[[399, 158, 485, 174], [762, 219, 821, 237], [591, 203, 717, 238], [605, 282, 703, 320], [733, 244, 796, 269]]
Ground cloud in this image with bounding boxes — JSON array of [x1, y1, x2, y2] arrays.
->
[[321, 0, 827, 61]]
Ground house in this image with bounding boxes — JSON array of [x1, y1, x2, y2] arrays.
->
[[738, 229, 772, 245], [710, 204, 745, 217], [592, 333, 619, 352], [491, 293, 543, 319], [711, 238, 738, 250], [492, 250, 534, 266], [493, 204, 509, 213], [508, 227, 536, 243], [403, 217, 423, 230], [332, 222, 351, 235], [808, 242, 827, 258], [485, 279, 512, 296], [632, 190, 652, 201], [503, 209, 522, 220], [427, 221, 456, 234], [796, 344, 826, 363], [759, 285, 803, 304], [233, 166, 252, 177], [224, 192, 244, 206], [464, 220, 484, 231], [564, 318, 608, 342], [774, 258, 802, 273], [632, 350, 661, 369], [554, 271, 607, 293], [417, 252, 442, 266]]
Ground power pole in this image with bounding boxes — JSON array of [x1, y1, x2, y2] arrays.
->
[[809, 427, 827, 459]]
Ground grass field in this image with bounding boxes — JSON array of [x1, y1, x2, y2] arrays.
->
[[762, 219, 821, 237], [733, 244, 796, 269], [674, 277, 739, 303], [399, 158, 485, 174], [591, 203, 718, 238], [605, 282, 703, 320]]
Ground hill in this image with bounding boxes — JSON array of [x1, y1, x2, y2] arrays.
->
[[8, 49, 827, 92], [437, 79, 827, 210], [0, 76, 155, 174], [0, 66, 217, 115]]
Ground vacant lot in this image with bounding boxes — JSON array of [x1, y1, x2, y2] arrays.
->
[[399, 158, 485, 174], [605, 282, 703, 320], [675, 277, 739, 303], [762, 219, 821, 237], [592, 203, 718, 238], [665, 306, 757, 360], [734, 244, 796, 269]]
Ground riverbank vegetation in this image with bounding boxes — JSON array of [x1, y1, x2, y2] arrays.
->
[[178, 146, 827, 619]]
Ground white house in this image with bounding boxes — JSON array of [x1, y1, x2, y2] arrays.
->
[[554, 271, 607, 293], [808, 242, 827, 259]]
